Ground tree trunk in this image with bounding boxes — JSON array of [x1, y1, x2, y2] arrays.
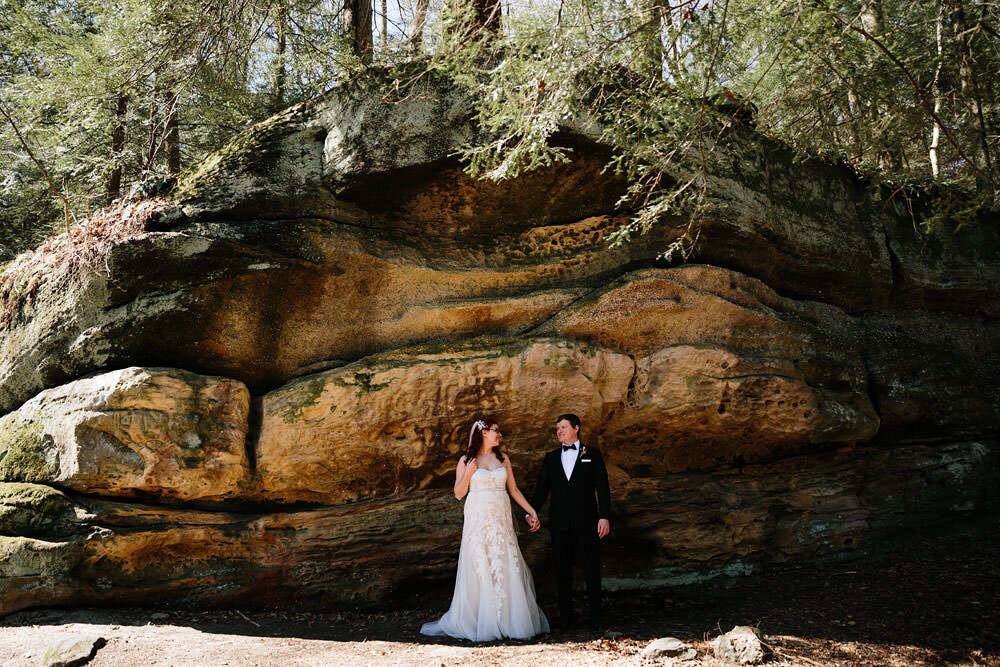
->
[[444, 0, 501, 47], [929, 0, 943, 177], [663, 1, 687, 82], [472, 0, 502, 37], [951, 0, 994, 177], [107, 94, 127, 203], [344, 0, 374, 65], [846, 89, 865, 162], [273, 5, 288, 110], [411, 0, 428, 51], [859, 0, 900, 170], [381, 0, 388, 49], [164, 92, 181, 176]]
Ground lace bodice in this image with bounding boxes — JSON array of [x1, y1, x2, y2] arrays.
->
[[469, 466, 508, 492]]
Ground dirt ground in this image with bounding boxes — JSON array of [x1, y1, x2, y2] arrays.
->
[[2, 515, 998, 666]]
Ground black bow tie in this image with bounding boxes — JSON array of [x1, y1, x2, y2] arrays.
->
[[562, 444, 577, 452]]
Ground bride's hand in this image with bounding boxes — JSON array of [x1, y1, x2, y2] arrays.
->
[[464, 458, 478, 477]]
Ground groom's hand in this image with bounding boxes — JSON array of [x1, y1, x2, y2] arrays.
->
[[525, 514, 541, 532], [597, 519, 610, 539]]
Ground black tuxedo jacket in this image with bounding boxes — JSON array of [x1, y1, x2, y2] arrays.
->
[[531, 444, 611, 532]]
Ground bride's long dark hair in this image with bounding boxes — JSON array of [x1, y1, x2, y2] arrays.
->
[[464, 416, 505, 464]]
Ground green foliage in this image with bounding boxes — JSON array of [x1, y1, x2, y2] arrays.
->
[[427, 0, 999, 251], [2, 0, 998, 259], [0, 0, 364, 255]]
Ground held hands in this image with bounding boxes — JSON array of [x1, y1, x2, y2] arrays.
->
[[524, 514, 541, 532], [597, 518, 610, 539]]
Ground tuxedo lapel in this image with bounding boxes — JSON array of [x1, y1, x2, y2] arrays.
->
[[550, 448, 570, 488], [551, 449, 566, 487], [567, 443, 585, 484]]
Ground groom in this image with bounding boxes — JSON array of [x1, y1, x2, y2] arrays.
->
[[527, 413, 611, 631]]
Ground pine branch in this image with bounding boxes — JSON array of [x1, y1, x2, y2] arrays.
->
[[0, 101, 72, 235]]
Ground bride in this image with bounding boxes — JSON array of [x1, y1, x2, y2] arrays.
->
[[421, 418, 549, 641]]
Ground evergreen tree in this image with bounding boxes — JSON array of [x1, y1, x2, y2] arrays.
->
[[2, 0, 997, 259]]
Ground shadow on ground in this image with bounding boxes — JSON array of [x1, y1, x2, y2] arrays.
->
[[4, 514, 999, 665]]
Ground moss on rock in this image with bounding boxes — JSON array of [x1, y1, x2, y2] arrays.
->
[[0, 534, 80, 578], [0, 418, 51, 482], [0, 482, 76, 537], [171, 99, 321, 203]]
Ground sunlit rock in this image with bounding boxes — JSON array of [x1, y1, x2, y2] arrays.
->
[[0, 368, 250, 502]]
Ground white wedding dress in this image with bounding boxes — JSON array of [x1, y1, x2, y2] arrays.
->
[[421, 466, 549, 641]]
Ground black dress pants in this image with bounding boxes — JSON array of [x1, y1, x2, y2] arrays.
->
[[551, 525, 601, 626]]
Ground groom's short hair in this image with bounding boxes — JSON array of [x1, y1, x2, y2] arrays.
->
[[556, 413, 581, 432]]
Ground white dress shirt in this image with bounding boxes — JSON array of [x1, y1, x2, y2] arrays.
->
[[561, 440, 581, 480]]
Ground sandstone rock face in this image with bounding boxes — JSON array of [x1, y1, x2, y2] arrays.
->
[[880, 202, 1000, 317], [0, 71, 998, 617], [0, 224, 628, 415], [255, 338, 633, 503], [860, 312, 1000, 443], [0, 368, 250, 502], [539, 266, 879, 471], [603, 344, 878, 472], [600, 440, 1000, 587]]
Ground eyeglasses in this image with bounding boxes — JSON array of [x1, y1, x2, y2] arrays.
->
[[485, 427, 502, 435]]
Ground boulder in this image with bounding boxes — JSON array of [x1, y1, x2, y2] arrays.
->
[[0, 368, 250, 502], [0, 483, 81, 539], [713, 625, 766, 664], [642, 637, 697, 660]]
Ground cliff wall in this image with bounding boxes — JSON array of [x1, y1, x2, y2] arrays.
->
[[1, 72, 997, 615]]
